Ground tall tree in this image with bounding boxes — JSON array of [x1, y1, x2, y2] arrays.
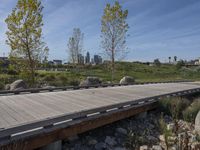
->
[[67, 28, 84, 64], [174, 56, 177, 62], [5, 0, 48, 86], [101, 1, 128, 82]]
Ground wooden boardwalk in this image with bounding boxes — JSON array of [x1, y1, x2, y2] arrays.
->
[[0, 81, 200, 129], [0, 81, 200, 149]]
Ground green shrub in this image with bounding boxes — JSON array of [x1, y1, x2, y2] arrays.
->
[[159, 113, 172, 150], [43, 74, 56, 81], [158, 97, 190, 119], [58, 74, 68, 86], [183, 99, 200, 123], [0, 82, 4, 90], [176, 60, 185, 69], [69, 80, 80, 86]]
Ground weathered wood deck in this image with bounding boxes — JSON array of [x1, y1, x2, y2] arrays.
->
[[0, 81, 199, 129], [0, 82, 200, 149]]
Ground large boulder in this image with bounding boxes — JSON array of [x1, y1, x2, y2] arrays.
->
[[119, 76, 135, 85], [5, 84, 10, 90], [10, 80, 27, 91], [195, 111, 200, 134], [80, 77, 101, 86]]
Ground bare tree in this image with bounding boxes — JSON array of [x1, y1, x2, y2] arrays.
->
[[101, 1, 129, 82], [67, 28, 84, 64]]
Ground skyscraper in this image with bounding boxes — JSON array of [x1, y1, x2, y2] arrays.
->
[[85, 52, 90, 64]]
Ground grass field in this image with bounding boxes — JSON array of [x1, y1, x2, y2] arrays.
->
[[1, 61, 200, 88]]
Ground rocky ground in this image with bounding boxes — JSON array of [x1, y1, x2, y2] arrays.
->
[[62, 111, 200, 150]]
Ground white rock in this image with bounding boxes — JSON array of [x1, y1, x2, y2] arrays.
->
[[159, 135, 165, 142], [88, 139, 97, 145], [119, 76, 135, 85], [140, 145, 148, 150], [5, 84, 10, 90], [195, 111, 200, 134], [105, 136, 117, 146], [170, 145, 178, 150], [95, 142, 106, 150], [152, 145, 162, 150], [10, 79, 27, 91], [116, 128, 127, 135], [80, 77, 101, 86]]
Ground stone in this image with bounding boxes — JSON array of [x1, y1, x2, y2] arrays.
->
[[114, 147, 126, 150], [80, 77, 102, 86], [39, 140, 61, 150], [191, 142, 200, 150], [170, 145, 177, 150], [148, 123, 155, 130], [139, 145, 148, 150], [119, 76, 135, 85], [195, 111, 200, 134], [88, 139, 98, 145], [105, 136, 117, 146], [152, 145, 162, 150], [42, 85, 56, 89], [159, 135, 165, 142], [10, 79, 27, 91], [167, 123, 175, 131], [5, 84, 10, 90], [73, 143, 82, 150], [95, 142, 106, 150], [147, 135, 159, 143], [116, 128, 127, 135], [136, 112, 147, 119], [67, 135, 79, 142]]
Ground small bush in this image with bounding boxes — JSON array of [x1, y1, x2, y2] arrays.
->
[[43, 74, 56, 82], [7, 65, 19, 75], [58, 74, 68, 86], [182, 99, 200, 123], [158, 97, 190, 119], [176, 60, 185, 69], [69, 80, 80, 86], [0, 82, 4, 90]]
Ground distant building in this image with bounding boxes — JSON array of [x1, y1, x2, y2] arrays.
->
[[91, 58, 94, 64], [194, 58, 200, 65], [48, 61, 54, 65], [78, 54, 84, 64], [85, 52, 90, 64], [0, 57, 8, 61], [94, 55, 102, 65], [53, 60, 62, 65]]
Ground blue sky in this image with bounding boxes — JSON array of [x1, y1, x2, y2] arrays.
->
[[0, 0, 200, 62]]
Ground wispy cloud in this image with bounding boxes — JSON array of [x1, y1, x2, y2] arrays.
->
[[0, 0, 199, 61]]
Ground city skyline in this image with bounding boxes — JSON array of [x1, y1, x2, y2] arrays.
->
[[0, 0, 200, 62]]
